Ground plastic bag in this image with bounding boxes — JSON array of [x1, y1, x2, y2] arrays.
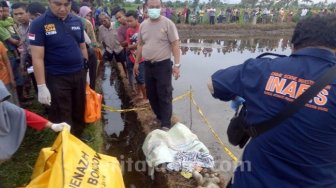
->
[[95, 48, 103, 62], [85, 84, 102, 123], [26, 129, 125, 188]]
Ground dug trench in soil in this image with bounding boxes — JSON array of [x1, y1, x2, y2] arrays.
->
[[102, 62, 227, 187], [101, 63, 153, 187], [177, 23, 295, 39]]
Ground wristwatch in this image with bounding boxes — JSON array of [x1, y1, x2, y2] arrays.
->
[[174, 63, 181, 68]]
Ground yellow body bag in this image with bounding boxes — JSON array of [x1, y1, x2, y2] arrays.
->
[[26, 130, 125, 188]]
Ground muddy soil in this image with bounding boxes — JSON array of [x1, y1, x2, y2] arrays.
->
[[107, 63, 227, 187], [104, 24, 295, 187], [104, 63, 195, 187], [177, 23, 295, 39]]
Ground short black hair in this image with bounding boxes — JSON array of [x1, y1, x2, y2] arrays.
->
[[118, 8, 126, 15], [0, 1, 8, 8], [71, 1, 80, 14], [125, 10, 138, 19], [145, 0, 162, 5], [80, 0, 91, 7], [112, 7, 125, 16], [111, 5, 121, 16], [11, 2, 27, 10], [27, 2, 46, 15], [291, 15, 336, 50]]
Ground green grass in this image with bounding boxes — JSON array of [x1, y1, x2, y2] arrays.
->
[[82, 121, 104, 152], [0, 99, 55, 187], [0, 128, 57, 187], [123, 3, 141, 11], [0, 81, 104, 188]]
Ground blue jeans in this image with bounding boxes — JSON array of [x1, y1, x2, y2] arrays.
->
[[126, 55, 135, 86], [136, 63, 145, 85]]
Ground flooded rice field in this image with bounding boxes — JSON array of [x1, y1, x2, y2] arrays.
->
[[173, 36, 292, 172], [102, 36, 292, 187]]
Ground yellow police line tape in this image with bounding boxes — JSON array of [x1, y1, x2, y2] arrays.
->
[[102, 90, 238, 162], [103, 104, 147, 113], [189, 94, 238, 162]]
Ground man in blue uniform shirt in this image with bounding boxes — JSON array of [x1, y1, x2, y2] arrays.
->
[[29, 0, 88, 137], [208, 15, 336, 187]]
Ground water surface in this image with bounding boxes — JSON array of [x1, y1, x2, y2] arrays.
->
[[102, 36, 293, 183], [173, 37, 292, 173]]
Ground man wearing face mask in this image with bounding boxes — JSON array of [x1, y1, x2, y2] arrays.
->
[[133, 0, 181, 130]]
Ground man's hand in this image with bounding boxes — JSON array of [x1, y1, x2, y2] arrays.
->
[[37, 84, 51, 105], [173, 66, 180, 80], [133, 63, 139, 77], [18, 40, 24, 46], [51, 122, 71, 132]]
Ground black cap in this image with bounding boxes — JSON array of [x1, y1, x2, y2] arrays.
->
[[71, 1, 80, 14], [0, 1, 8, 8]]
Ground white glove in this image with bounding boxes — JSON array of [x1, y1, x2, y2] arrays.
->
[[37, 84, 51, 105], [51, 122, 71, 132]]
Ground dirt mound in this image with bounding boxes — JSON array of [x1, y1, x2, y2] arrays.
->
[[112, 64, 228, 187], [177, 23, 295, 39]]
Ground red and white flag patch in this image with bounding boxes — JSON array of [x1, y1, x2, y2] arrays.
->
[[28, 33, 35, 40]]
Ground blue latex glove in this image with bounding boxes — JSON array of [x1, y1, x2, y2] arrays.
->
[[230, 96, 245, 111]]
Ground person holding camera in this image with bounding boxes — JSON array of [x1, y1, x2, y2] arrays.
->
[[208, 15, 336, 187]]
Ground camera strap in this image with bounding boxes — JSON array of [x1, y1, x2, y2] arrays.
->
[[247, 63, 336, 137]]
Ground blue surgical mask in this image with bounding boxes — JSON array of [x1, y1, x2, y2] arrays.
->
[[148, 8, 161, 19]]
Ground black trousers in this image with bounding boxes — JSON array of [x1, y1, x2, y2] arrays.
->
[[88, 47, 97, 90], [210, 16, 215, 24], [144, 59, 173, 128], [29, 73, 38, 94], [46, 70, 86, 137]]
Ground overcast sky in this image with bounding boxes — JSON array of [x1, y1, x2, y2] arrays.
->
[[223, 0, 336, 4]]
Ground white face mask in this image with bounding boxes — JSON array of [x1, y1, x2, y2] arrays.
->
[[148, 8, 161, 19]]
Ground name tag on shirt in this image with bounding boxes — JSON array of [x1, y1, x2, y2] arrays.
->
[[44, 24, 57, 35], [71, 26, 81, 31]]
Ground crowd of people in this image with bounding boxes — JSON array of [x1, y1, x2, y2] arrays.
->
[[0, 0, 180, 161], [50, 1, 336, 27], [174, 6, 336, 25], [1, 0, 336, 187]]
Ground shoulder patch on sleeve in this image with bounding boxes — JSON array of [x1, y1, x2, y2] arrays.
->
[[28, 33, 35, 40]]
